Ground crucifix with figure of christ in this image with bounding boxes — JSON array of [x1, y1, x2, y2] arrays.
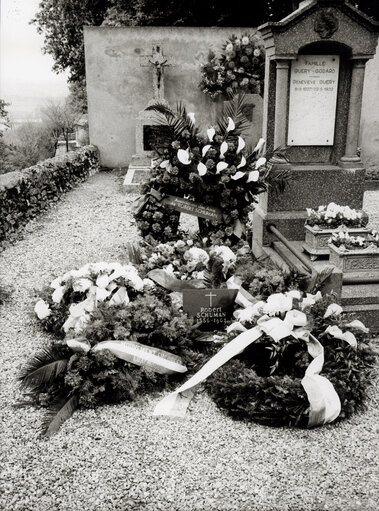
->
[[140, 46, 173, 103]]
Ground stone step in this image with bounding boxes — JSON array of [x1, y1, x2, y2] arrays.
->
[[342, 303, 379, 333], [123, 165, 151, 192], [341, 284, 379, 306]]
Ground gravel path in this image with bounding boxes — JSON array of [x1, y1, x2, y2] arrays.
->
[[0, 171, 378, 511]]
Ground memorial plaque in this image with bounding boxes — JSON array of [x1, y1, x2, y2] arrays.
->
[[183, 289, 237, 331], [288, 55, 340, 146]]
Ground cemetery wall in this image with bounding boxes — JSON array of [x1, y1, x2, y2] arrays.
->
[[360, 46, 379, 169], [84, 27, 258, 168], [0, 146, 99, 246]]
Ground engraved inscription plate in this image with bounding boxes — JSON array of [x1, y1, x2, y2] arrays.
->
[[288, 55, 340, 146]]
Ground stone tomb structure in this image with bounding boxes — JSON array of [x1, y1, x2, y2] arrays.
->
[[252, 0, 378, 328]]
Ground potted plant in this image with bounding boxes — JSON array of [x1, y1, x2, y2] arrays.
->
[[328, 230, 379, 274], [303, 203, 369, 260]]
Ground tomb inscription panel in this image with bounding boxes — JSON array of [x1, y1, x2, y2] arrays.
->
[[288, 55, 340, 146]]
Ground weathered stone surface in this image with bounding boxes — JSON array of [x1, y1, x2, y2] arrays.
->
[[341, 283, 379, 305], [267, 165, 365, 212], [329, 244, 379, 273], [343, 304, 379, 332]]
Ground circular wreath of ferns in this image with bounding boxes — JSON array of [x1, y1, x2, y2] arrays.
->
[[206, 328, 376, 428]]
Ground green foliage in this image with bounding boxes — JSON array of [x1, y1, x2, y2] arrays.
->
[[207, 295, 377, 427], [2, 122, 57, 173], [41, 394, 79, 437], [234, 258, 305, 299], [135, 101, 270, 244], [18, 345, 71, 392], [0, 146, 99, 246], [32, 0, 111, 83], [20, 286, 207, 435]]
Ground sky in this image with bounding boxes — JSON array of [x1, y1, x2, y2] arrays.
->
[[1, 0, 69, 120]]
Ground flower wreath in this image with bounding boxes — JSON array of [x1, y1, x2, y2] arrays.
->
[[134, 105, 271, 245], [206, 292, 375, 427], [22, 262, 207, 436], [152, 291, 376, 428], [199, 33, 265, 100]]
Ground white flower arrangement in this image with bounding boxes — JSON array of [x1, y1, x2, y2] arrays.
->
[[328, 230, 379, 250], [209, 245, 237, 275], [306, 202, 367, 228], [231, 289, 364, 347], [35, 262, 146, 335]]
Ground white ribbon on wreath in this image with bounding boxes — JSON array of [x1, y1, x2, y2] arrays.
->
[[153, 284, 365, 428]]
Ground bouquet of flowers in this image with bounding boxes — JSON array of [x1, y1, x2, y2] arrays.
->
[[135, 101, 275, 245], [328, 230, 379, 250], [34, 262, 149, 338], [137, 238, 238, 288], [199, 33, 265, 100], [306, 203, 368, 229]]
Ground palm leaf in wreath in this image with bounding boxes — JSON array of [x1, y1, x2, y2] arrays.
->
[[145, 101, 199, 141], [216, 93, 253, 138], [126, 242, 143, 265], [18, 345, 70, 392], [41, 394, 79, 437]]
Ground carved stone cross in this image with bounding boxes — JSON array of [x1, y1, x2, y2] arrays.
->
[[140, 46, 173, 101]]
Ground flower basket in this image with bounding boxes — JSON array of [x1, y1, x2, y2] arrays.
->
[[303, 225, 371, 260], [329, 242, 379, 274]]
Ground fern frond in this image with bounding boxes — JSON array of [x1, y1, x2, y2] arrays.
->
[[42, 394, 79, 437], [19, 345, 70, 391]]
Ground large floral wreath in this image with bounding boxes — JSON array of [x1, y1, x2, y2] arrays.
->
[[164, 290, 375, 428], [22, 262, 207, 436], [134, 101, 279, 245]]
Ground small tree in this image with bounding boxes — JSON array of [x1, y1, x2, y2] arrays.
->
[[41, 97, 82, 152]]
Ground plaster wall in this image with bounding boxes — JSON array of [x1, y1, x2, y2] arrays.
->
[[85, 26, 378, 169], [360, 44, 379, 169], [84, 27, 258, 168]]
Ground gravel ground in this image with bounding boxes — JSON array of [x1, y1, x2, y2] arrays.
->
[[0, 171, 378, 511]]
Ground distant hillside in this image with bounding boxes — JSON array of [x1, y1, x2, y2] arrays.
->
[[5, 94, 66, 123]]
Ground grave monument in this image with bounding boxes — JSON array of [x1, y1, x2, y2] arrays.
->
[[252, 0, 378, 327], [124, 46, 173, 190]]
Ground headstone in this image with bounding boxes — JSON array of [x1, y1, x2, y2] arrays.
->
[[183, 289, 238, 331], [75, 114, 89, 147], [252, 0, 378, 255], [251, 0, 378, 330], [124, 46, 173, 191], [287, 55, 339, 146]]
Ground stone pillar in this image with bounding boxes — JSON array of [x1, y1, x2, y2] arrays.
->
[[341, 59, 367, 164], [274, 59, 290, 149]]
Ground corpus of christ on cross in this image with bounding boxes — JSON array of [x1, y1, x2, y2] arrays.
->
[[140, 46, 173, 102]]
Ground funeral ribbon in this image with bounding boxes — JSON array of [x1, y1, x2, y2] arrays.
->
[[153, 308, 346, 427], [66, 338, 188, 375]]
